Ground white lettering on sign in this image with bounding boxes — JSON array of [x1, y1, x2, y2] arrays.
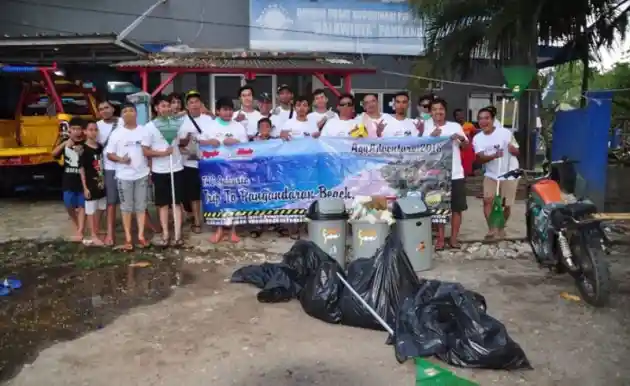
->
[[294, 7, 421, 39]]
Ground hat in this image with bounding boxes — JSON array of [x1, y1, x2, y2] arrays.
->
[[259, 92, 272, 102], [277, 84, 292, 93], [185, 90, 202, 102]]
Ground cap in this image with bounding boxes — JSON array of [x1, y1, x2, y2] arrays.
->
[[259, 92, 272, 102], [277, 84, 292, 93], [185, 90, 202, 102]]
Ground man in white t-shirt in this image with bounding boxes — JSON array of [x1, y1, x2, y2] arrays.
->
[[96, 100, 123, 246], [280, 96, 320, 139], [271, 84, 294, 129], [320, 94, 359, 137], [233, 85, 263, 140], [178, 90, 213, 234], [413, 95, 434, 136], [105, 103, 150, 250], [141, 96, 185, 247], [473, 107, 520, 240], [199, 97, 248, 244], [356, 93, 394, 137], [380, 91, 422, 137], [307, 88, 338, 131], [423, 98, 469, 250]]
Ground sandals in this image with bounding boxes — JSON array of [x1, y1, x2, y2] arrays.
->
[[172, 238, 185, 248], [191, 224, 202, 234], [449, 241, 462, 249], [115, 242, 134, 252], [154, 237, 170, 248], [137, 238, 151, 248]]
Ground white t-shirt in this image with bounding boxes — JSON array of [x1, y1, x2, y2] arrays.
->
[[200, 119, 249, 144], [472, 127, 520, 180], [320, 118, 358, 137], [280, 118, 319, 138], [105, 125, 150, 181], [381, 117, 419, 137], [271, 106, 293, 130], [233, 109, 263, 138], [307, 110, 338, 127], [356, 113, 395, 137], [97, 118, 123, 171], [141, 120, 184, 174], [178, 114, 214, 168], [423, 120, 466, 180]]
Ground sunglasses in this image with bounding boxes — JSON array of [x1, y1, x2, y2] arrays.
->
[[339, 102, 353, 107]]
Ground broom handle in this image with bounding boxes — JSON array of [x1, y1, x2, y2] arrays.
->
[[170, 153, 182, 241], [500, 94, 507, 126], [496, 156, 502, 195]]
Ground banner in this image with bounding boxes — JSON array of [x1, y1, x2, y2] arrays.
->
[[199, 137, 454, 226], [249, 0, 424, 55]]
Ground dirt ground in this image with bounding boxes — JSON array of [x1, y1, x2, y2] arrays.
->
[[2, 195, 629, 385], [5, 249, 629, 386]]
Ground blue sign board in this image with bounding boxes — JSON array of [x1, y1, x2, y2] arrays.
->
[[249, 0, 424, 55]]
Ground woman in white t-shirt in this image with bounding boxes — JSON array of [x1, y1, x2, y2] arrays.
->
[[423, 98, 469, 250], [472, 107, 520, 240]]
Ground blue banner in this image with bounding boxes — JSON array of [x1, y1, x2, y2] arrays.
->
[[199, 137, 453, 226], [249, 0, 424, 55]]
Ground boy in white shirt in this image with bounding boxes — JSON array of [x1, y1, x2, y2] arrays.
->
[[320, 94, 359, 137], [199, 97, 248, 244], [307, 88, 338, 131], [271, 84, 294, 129], [423, 98, 469, 250], [142, 96, 185, 247], [178, 90, 213, 234], [233, 85, 263, 140], [280, 95, 320, 140], [105, 103, 150, 251], [473, 107, 520, 240]]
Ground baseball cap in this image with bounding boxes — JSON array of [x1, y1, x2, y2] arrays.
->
[[259, 92, 272, 102], [185, 89, 202, 102], [277, 84, 292, 93]]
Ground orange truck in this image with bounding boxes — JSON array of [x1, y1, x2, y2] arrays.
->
[[0, 65, 98, 193]]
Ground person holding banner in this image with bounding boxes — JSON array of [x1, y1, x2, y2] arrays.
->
[[142, 96, 185, 247], [199, 97, 249, 244], [307, 88, 338, 130], [357, 93, 394, 138], [320, 94, 359, 137], [178, 90, 211, 234], [234, 85, 263, 140], [423, 98, 469, 250], [280, 96, 320, 139], [380, 91, 422, 137]]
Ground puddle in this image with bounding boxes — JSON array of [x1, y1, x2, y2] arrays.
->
[[0, 254, 183, 381]]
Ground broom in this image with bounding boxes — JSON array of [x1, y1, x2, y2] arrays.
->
[[487, 154, 505, 230]]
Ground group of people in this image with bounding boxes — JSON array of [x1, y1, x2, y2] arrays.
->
[[54, 83, 520, 251]]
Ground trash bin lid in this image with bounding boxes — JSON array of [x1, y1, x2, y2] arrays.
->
[[392, 197, 432, 219], [306, 198, 349, 220]]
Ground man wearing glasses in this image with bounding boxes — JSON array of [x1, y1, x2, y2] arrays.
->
[[320, 94, 359, 137], [414, 94, 434, 136]]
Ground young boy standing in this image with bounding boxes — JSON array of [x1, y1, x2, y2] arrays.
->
[[79, 120, 106, 246], [52, 117, 86, 242]]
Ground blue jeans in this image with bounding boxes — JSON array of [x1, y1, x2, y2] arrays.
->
[[63, 191, 85, 209]]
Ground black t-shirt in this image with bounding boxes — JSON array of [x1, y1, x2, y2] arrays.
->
[[61, 141, 85, 192], [79, 143, 106, 200]]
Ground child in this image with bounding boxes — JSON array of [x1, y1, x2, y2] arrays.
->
[[79, 120, 106, 246], [253, 117, 276, 141], [51, 117, 86, 242]]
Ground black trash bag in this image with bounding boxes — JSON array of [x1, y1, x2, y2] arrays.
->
[[282, 240, 333, 282], [394, 280, 531, 370], [339, 232, 422, 331], [299, 261, 344, 323], [231, 263, 302, 303]]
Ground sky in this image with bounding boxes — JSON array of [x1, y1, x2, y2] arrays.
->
[[598, 38, 630, 70]]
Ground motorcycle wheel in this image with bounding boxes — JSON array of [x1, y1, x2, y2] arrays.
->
[[573, 236, 611, 307], [527, 210, 544, 261]]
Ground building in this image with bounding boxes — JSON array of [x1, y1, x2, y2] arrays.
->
[[2, 0, 560, 120]]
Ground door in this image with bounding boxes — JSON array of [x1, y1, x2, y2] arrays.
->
[[211, 74, 277, 111]]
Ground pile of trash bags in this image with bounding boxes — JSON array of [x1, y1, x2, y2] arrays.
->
[[231, 233, 531, 370]]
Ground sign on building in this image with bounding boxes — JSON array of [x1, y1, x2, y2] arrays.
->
[[249, 0, 424, 55]]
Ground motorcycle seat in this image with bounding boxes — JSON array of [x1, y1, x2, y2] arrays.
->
[[556, 202, 597, 218]]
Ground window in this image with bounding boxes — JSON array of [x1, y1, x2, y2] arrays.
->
[[353, 90, 412, 117]]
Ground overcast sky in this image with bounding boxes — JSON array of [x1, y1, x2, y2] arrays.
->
[[598, 38, 630, 70]]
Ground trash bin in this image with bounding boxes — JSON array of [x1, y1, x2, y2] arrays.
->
[[392, 197, 434, 272], [306, 198, 349, 268], [350, 220, 390, 260]]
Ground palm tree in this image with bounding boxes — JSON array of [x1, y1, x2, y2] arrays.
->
[[410, 0, 630, 105]]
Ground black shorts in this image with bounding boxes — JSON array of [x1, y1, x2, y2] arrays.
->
[[152, 170, 185, 207], [450, 178, 468, 212], [182, 166, 201, 204]]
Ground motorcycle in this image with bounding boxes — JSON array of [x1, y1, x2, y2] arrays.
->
[[499, 159, 612, 307]]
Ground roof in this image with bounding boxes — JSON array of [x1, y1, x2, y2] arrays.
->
[[114, 52, 377, 74], [0, 33, 148, 64]]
